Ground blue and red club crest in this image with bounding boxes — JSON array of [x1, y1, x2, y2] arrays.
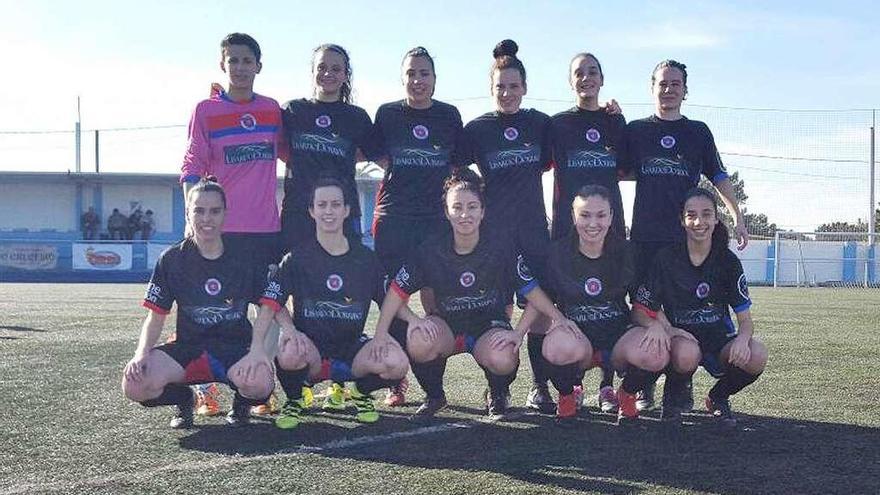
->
[[503, 127, 519, 141], [412, 124, 430, 140], [239, 113, 257, 131], [460, 271, 476, 288], [695, 281, 710, 299], [204, 278, 222, 296], [585, 128, 601, 143], [660, 135, 676, 149], [315, 114, 332, 128], [584, 277, 602, 296], [326, 274, 344, 291]]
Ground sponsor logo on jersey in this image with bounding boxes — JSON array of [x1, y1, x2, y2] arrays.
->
[[224, 143, 275, 164], [737, 273, 750, 300], [326, 274, 344, 291], [263, 281, 283, 301], [503, 127, 519, 141], [486, 147, 541, 170], [204, 278, 222, 296], [641, 157, 689, 178], [239, 113, 257, 131], [695, 281, 710, 299], [391, 147, 449, 168], [460, 271, 476, 287], [585, 128, 601, 143], [674, 307, 722, 326], [395, 266, 411, 287], [584, 277, 602, 296], [516, 255, 534, 282], [290, 133, 348, 157], [442, 291, 499, 313], [188, 305, 247, 326], [303, 299, 365, 321], [412, 124, 430, 140], [565, 302, 625, 323], [315, 114, 332, 128], [567, 149, 615, 169], [660, 135, 676, 149], [144, 282, 162, 304]]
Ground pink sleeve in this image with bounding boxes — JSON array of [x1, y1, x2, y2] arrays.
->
[[181, 103, 209, 183]]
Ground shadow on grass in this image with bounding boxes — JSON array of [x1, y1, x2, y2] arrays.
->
[[0, 325, 46, 332], [179, 405, 880, 495]]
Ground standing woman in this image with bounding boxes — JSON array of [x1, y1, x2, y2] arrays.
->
[[370, 46, 464, 406], [620, 59, 749, 412], [633, 188, 767, 426], [122, 179, 275, 429], [459, 39, 555, 414], [538, 185, 678, 424], [549, 52, 627, 413], [280, 44, 376, 249], [371, 169, 579, 420]]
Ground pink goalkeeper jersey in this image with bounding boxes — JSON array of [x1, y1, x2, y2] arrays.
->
[[181, 91, 287, 233]]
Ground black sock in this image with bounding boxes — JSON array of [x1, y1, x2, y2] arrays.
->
[[546, 362, 580, 395], [527, 334, 548, 386], [600, 365, 614, 389], [664, 368, 692, 393], [356, 374, 397, 395], [482, 366, 517, 397], [622, 368, 659, 395], [411, 357, 447, 399], [140, 384, 192, 407], [233, 391, 268, 408], [709, 367, 762, 399], [275, 357, 308, 401]]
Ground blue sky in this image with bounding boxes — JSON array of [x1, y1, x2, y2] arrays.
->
[[1, 0, 878, 229]]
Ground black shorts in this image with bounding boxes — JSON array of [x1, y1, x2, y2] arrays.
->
[[154, 340, 249, 388], [581, 324, 630, 356], [224, 232, 284, 278], [451, 318, 513, 354], [281, 208, 363, 252], [312, 334, 371, 383], [372, 215, 449, 277], [685, 322, 737, 378]]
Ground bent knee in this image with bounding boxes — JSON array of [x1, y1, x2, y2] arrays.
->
[[122, 379, 159, 403], [543, 334, 587, 365], [629, 349, 669, 373], [482, 352, 518, 375]]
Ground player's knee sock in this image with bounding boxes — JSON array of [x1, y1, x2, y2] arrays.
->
[[664, 367, 692, 394], [411, 357, 447, 399], [233, 391, 269, 409], [482, 365, 517, 397], [355, 374, 397, 395], [275, 358, 308, 401], [621, 368, 659, 395], [140, 384, 192, 408], [546, 362, 580, 395], [527, 333, 548, 386], [709, 367, 762, 400], [600, 365, 614, 389]]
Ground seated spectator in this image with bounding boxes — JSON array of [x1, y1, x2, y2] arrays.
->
[[142, 210, 156, 240], [81, 207, 100, 240], [108, 209, 127, 240], [128, 207, 143, 240]]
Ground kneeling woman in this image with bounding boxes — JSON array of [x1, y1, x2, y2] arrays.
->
[[633, 188, 768, 427], [537, 185, 678, 424], [122, 178, 275, 428], [254, 178, 410, 429], [372, 169, 578, 420]]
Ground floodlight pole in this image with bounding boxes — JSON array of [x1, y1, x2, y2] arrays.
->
[[75, 96, 81, 173], [869, 110, 876, 287]]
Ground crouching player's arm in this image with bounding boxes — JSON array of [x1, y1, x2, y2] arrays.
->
[[370, 287, 427, 360], [123, 311, 166, 384], [501, 287, 580, 352], [230, 303, 274, 395]]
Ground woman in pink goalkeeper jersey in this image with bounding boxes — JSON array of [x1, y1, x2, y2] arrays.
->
[[179, 32, 287, 421]]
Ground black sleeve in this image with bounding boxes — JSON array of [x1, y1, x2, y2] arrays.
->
[[618, 123, 635, 177], [143, 250, 174, 314], [368, 106, 388, 160], [355, 107, 381, 162], [540, 113, 554, 171], [634, 252, 664, 312], [391, 248, 427, 296], [449, 106, 467, 169], [260, 253, 294, 309], [699, 123, 727, 183], [724, 252, 752, 313]]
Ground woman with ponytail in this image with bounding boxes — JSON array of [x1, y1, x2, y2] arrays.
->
[[536, 185, 671, 425], [280, 44, 377, 249], [122, 178, 276, 429], [371, 168, 578, 420], [549, 52, 627, 413], [632, 187, 767, 427], [458, 39, 558, 414]]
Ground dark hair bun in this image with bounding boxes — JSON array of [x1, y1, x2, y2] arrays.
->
[[493, 39, 518, 59], [444, 167, 483, 192], [205, 175, 219, 183]]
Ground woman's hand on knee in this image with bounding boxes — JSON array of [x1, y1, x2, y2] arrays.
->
[[488, 331, 523, 352], [407, 316, 439, 343], [123, 349, 150, 383]]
